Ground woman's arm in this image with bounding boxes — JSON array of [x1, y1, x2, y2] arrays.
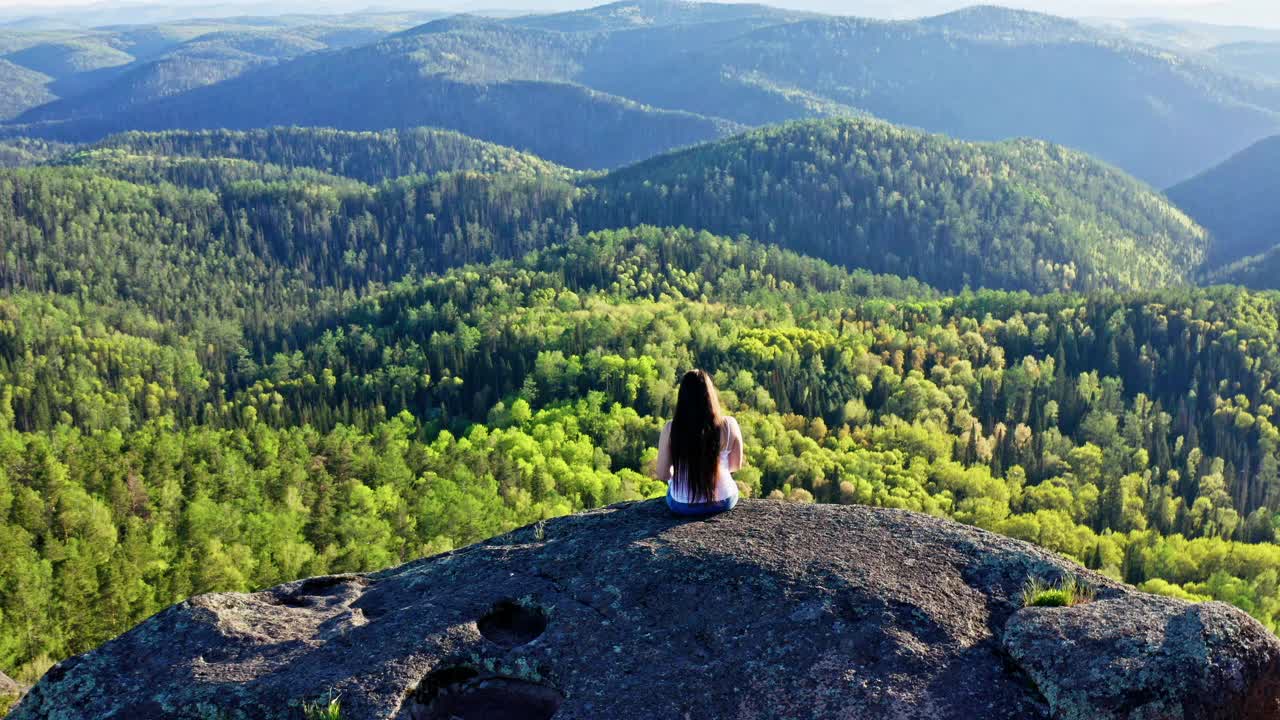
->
[[727, 417, 745, 473], [655, 421, 673, 483]]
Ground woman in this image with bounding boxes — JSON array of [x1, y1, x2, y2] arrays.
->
[[656, 370, 744, 516]]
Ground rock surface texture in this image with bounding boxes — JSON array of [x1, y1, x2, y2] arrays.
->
[[1004, 595, 1280, 720], [11, 500, 1280, 720], [0, 671, 21, 713]]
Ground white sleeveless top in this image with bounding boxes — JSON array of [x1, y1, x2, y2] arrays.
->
[[668, 417, 741, 504]]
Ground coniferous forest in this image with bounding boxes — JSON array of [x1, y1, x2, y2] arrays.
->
[[4, 0, 1280, 694]]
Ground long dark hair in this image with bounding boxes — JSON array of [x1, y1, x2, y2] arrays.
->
[[670, 370, 725, 503]]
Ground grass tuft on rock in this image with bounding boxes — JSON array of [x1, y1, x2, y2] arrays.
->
[[1022, 575, 1095, 608], [302, 692, 342, 720]]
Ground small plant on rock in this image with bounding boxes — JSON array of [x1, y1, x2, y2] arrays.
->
[[302, 692, 342, 720], [1021, 575, 1095, 608]]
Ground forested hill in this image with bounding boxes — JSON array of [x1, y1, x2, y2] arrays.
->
[[0, 137, 67, 167], [587, 120, 1209, 293], [2, 117, 1280, 686], [1167, 134, 1280, 271], [1208, 245, 1280, 290], [0, 119, 1209, 320], [7, 223, 1280, 681], [0, 59, 53, 121], [4, 1, 1280, 183], [917, 5, 1093, 41], [88, 127, 571, 183], [5, 0, 1280, 704]]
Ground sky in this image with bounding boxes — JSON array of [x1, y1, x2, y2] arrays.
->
[[0, 0, 1278, 29]]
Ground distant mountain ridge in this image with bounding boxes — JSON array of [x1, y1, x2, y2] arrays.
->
[[16, 30, 331, 122], [578, 3, 1280, 184], [1206, 245, 1280, 289], [1208, 41, 1280, 85], [0, 13, 441, 124], [1168, 134, 1280, 271], [510, 0, 805, 32], [919, 5, 1097, 42], [1, 1, 1279, 181]]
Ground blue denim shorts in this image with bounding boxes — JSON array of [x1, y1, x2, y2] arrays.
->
[[666, 491, 739, 516]]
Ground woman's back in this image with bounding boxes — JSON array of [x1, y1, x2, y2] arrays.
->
[[657, 369, 743, 516], [662, 416, 742, 504]]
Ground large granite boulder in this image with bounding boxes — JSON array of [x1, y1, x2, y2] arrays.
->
[[1004, 594, 1280, 719], [11, 500, 1280, 719]]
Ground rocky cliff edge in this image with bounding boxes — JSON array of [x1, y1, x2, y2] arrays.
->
[[10, 500, 1280, 719]]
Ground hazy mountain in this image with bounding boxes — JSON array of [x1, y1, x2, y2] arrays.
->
[[582, 4, 1280, 185], [3, 36, 133, 79], [1206, 245, 1280, 289], [0, 58, 53, 120], [45, 79, 739, 170], [1208, 42, 1280, 84], [3, 14, 743, 168], [4, 1, 1276, 184], [1167, 134, 1280, 268], [510, 0, 804, 32], [18, 30, 329, 120], [1088, 20, 1280, 87], [0, 2, 441, 27], [1090, 18, 1280, 51], [0, 14, 437, 121]]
